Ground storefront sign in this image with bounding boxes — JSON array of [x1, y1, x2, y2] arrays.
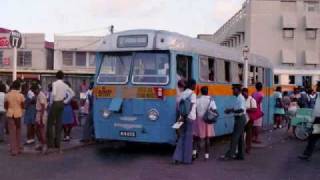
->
[[0, 37, 9, 48]]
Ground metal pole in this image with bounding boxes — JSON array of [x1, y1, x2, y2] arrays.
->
[[13, 46, 17, 81], [243, 56, 249, 88]]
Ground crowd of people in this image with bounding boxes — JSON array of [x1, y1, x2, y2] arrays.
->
[[1, 71, 320, 162], [0, 71, 95, 156], [273, 86, 317, 130], [173, 79, 265, 164], [173, 78, 320, 164]]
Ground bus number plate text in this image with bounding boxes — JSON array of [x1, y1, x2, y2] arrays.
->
[[119, 131, 136, 137]]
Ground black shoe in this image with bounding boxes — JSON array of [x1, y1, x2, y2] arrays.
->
[[298, 154, 310, 161], [192, 153, 198, 161], [234, 156, 245, 160], [219, 155, 233, 161]]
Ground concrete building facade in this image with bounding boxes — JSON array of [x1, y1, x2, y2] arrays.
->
[[200, 0, 320, 88]]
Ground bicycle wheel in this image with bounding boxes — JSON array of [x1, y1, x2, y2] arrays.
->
[[294, 124, 310, 141]]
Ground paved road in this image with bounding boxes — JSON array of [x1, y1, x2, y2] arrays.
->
[[0, 129, 320, 180]]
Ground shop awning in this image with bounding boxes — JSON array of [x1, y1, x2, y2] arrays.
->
[[281, 49, 296, 64], [305, 14, 320, 29], [282, 13, 297, 29], [304, 50, 319, 65]]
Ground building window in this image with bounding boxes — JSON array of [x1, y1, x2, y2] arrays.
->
[[305, 2, 319, 12], [62, 51, 73, 66], [75, 52, 86, 66], [283, 28, 294, 39], [224, 61, 231, 82], [274, 75, 279, 85], [17, 51, 32, 67], [199, 56, 215, 82], [306, 29, 317, 39], [89, 53, 96, 67], [289, 75, 295, 85]]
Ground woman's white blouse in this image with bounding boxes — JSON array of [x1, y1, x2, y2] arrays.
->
[[196, 95, 217, 118]]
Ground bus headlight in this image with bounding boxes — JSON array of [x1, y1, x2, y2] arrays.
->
[[148, 109, 159, 121], [101, 109, 111, 119]]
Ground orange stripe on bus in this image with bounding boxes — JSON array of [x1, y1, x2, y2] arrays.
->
[[163, 89, 176, 96]]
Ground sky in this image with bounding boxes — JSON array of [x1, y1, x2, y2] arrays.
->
[[0, 0, 244, 41]]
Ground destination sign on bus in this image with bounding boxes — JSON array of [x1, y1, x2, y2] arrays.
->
[[117, 35, 148, 48]]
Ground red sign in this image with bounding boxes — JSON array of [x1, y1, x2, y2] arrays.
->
[[3, 57, 10, 65], [0, 37, 9, 48]]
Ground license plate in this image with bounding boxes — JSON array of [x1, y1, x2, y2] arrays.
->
[[119, 131, 136, 137]]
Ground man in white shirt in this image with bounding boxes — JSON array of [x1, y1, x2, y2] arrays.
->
[[299, 82, 320, 161], [173, 79, 196, 164], [222, 84, 247, 160], [47, 71, 74, 151]]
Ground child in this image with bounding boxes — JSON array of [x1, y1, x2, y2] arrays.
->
[[274, 87, 285, 129], [31, 84, 48, 153], [288, 98, 299, 134]]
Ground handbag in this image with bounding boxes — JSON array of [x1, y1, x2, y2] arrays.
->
[[248, 98, 264, 121], [203, 98, 219, 124]]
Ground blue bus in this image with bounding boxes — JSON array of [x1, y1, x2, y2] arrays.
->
[[93, 29, 274, 144]]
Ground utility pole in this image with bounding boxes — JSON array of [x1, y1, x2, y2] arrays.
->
[[9, 30, 22, 81]]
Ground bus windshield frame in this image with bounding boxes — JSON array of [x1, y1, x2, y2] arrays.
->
[[131, 52, 170, 85], [97, 53, 132, 85], [96, 51, 170, 85]]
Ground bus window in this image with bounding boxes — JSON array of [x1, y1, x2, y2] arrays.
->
[[132, 52, 169, 85], [199, 56, 215, 82], [97, 54, 132, 84], [177, 55, 192, 81], [257, 67, 264, 83], [225, 61, 231, 82]]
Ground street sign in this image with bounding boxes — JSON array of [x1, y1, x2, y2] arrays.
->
[[9, 30, 22, 48]]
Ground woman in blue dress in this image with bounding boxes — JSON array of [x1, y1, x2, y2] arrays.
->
[[23, 83, 37, 145], [62, 82, 75, 141]]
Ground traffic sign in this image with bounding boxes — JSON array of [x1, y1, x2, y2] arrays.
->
[[9, 30, 22, 48]]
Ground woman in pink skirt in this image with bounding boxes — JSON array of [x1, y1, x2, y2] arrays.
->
[[193, 86, 217, 160]]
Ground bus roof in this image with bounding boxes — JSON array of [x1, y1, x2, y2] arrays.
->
[[97, 29, 272, 68]]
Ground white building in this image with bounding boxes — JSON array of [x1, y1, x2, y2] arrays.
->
[[200, 0, 320, 88], [53, 35, 102, 73], [52, 35, 102, 94]]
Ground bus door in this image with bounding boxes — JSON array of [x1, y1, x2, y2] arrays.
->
[[176, 55, 193, 81]]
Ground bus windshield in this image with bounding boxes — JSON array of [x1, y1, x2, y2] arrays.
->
[[132, 52, 170, 85], [97, 54, 132, 84]]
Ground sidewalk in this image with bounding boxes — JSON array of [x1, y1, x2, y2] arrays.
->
[[0, 126, 91, 155], [0, 124, 291, 155]]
